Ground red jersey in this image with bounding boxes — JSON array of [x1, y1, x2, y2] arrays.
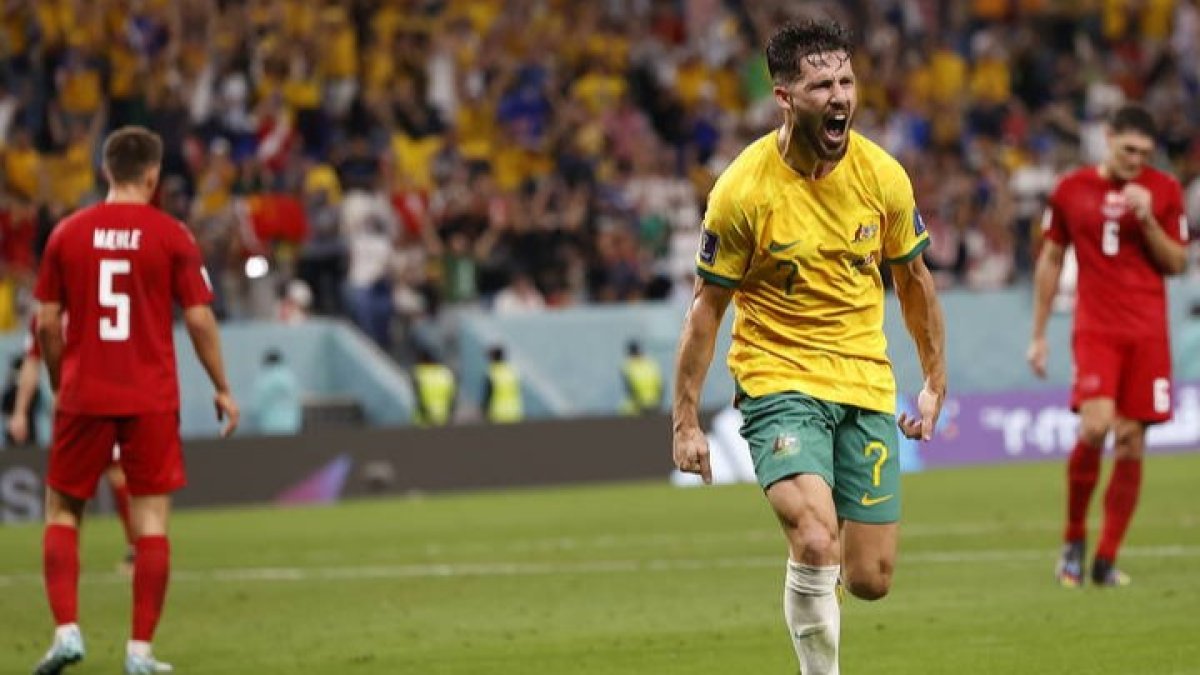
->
[[1042, 165, 1188, 337], [34, 203, 213, 415]]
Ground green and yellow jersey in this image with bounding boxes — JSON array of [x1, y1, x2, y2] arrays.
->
[[696, 130, 929, 414]]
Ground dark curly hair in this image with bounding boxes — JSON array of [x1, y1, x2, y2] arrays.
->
[[766, 20, 855, 85]]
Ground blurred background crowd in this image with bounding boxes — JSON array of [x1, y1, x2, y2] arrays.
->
[[1, 0, 1199, 359]]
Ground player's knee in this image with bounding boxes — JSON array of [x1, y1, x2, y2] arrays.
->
[[44, 489, 86, 526], [1113, 427, 1145, 459], [1078, 418, 1111, 448], [786, 523, 839, 565], [846, 576, 890, 601], [844, 560, 893, 601]]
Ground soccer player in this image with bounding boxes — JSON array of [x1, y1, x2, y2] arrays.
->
[[8, 317, 137, 572], [671, 21, 946, 674], [32, 126, 240, 675], [1028, 104, 1188, 588]]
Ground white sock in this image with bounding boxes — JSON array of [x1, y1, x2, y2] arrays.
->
[[54, 623, 79, 640], [784, 560, 841, 675], [127, 640, 152, 657]]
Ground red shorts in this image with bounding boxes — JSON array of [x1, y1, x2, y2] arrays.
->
[[1071, 330, 1173, 423], [48, 411, 185, 500]]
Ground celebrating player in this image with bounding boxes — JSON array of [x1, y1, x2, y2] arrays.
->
[[32, 126, 240, 675], [671, 21, 946, 674], [1028, 104, 1188, 588]]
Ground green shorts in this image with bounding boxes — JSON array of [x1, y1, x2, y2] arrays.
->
[[738, 390, 900, 523]]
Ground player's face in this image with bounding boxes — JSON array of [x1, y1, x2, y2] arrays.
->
[[775, 50, 856, 161], [1105, 129, 1154, 181]]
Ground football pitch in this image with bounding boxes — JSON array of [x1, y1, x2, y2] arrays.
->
[[1, 454, 1198, 674]]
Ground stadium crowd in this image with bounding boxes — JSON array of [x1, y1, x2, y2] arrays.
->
[[0, 0, 1198, 352]]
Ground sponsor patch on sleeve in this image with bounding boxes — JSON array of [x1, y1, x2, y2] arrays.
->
[[699, 229, 719, 265], [913, 208, 927, 236]]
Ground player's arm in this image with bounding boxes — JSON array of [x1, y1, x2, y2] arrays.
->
[[36, 303, 65, 392], [673, 175, 751, 483], [890, 255, 946, 441], [8, 353, 42, 444], [1139, 221, 1187, 275], [881, 167, 944, 440], [672, 278, 734, 484], [33, 234, 64, 392], [174, 226, 239, 436], [1124, 183, 1188, 276], [1027, 184, 1073, 378], [1028, 239, 1065, 378], [182, 304, 239, 437]]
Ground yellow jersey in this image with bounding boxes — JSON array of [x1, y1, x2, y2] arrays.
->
[[695, 131, 929, 414]]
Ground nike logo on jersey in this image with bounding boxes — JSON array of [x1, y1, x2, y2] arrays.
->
[[860, 492, 894, 507], [768, 239, 802, 254]]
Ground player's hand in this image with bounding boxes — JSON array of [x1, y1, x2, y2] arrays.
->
[[898, 380, 941, 441], [1122, 183, 1153, 223], [214, 390, 240, 438], [673, 423, 713, 484], [7, 415, 28, 444], [1027, 336, 1048, 379]]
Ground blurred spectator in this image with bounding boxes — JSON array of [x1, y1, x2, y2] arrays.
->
[[493, 270, 545, 315], [275, 279, 313, 325], [297, 162, 346, 314], [343, 213, 395, 348], [4, 126, 41, 202], [250, 348, 302, 435], [0, 0, 1194, 349], [620, 339, 663, 415], [411, 348, 456, 426], [482, 344, 522, 424], [0, 197, 38, 283]]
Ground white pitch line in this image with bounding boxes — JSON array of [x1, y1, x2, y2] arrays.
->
[[0, 545, 1197, 587], [425, 516, 1193, 556]]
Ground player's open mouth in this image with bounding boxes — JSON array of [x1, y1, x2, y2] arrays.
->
[[823, 113, 848, 143]]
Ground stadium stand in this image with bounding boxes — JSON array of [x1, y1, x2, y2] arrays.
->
[[0, 0, 1198, 426]]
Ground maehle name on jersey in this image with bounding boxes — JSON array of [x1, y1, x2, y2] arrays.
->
[[93, 229, 142, 251]]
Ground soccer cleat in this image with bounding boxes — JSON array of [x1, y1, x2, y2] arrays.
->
[[32, 625, 85, 675], [125, 652, 174, 674], [1055, 540, 1086, 588], [1091, 557, 1131, 587]]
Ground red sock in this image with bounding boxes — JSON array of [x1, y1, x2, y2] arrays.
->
[[112, 482, 134, 546], [132, 536, 170, 642], [43, 524, 80, 625], [1064, 440, 1102, 542], [1096, 458, 1142, 561]]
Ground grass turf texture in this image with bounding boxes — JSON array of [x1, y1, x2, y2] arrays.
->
[[1, 454, 1198, 674]]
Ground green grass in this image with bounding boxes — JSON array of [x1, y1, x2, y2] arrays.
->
[[2, 454, 1199, 674]]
